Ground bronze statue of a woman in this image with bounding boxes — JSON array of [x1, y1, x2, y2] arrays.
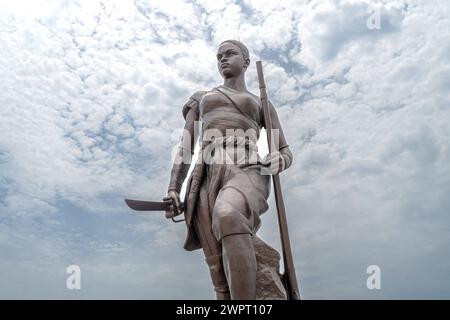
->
[[166, 40, 293, 300]]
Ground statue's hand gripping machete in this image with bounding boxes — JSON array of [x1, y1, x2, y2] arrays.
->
[[124, 197, 185, 223]]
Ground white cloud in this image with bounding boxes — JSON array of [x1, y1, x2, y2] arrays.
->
[[1, 0, 450, 299]]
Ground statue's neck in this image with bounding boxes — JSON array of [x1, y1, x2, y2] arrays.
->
[[223, 75, 247, 92]]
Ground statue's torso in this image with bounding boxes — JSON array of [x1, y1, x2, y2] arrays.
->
[[199, 86, 262, 140], [200, 88, 261, 121]]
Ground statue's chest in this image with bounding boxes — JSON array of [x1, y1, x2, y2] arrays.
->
[[199, 90, 261, 121]]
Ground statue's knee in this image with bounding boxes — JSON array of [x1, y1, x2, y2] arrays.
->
[[213, 207, 252, 241], [213, 189, 252, 240], [214, 207, 234, 227]]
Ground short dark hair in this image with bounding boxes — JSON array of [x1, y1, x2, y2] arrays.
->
[[219, 40, 250, 64]]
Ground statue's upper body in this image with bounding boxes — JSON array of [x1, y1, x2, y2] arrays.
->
[[167, 41, 293, 215], [181, 87, 292, 156]]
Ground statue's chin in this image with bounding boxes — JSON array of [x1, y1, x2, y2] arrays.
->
[[221, 70, 233, 78], [221, 69, 242, 79]]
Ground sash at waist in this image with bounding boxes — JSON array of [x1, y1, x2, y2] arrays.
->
[[200, 135, 259, 166], [201, 135, 258, 151]]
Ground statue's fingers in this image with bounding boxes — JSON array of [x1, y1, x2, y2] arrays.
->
[[165, 205, 175, 218], [174, 198, 182, 212], [270, 159, 281, 174], [168, 198, 177, 213], [169, 195, 179, 209], [280, 156, 286, 172], [269, 163, 275, 174], [263, 154, 276, 164], [173, 202, 180, 215], [269, 151, 280, 158]]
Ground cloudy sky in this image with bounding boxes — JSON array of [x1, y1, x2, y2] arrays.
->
[[0, 0, 449, 299]]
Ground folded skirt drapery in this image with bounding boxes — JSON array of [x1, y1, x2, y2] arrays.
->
[[182, 136, 271, 251]]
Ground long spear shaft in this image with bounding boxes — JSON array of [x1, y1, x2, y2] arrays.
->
[[256, 61, 301, 300]]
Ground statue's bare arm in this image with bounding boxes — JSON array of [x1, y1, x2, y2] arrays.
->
[[261, 101, 294, 173], [166, 94, 202, 216]]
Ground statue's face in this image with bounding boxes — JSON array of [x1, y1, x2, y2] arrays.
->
[[216, 42, 247, 79]]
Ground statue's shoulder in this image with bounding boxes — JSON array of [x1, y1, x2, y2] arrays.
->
[[248, 91, 259, 99], [182, 90, 207, 120], [189, 90, 208, 101]]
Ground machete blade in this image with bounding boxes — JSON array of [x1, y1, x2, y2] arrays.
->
[[124, 199, 169, 211]]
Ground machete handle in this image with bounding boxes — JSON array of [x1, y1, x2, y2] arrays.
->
[[163, 196, 185, 220]]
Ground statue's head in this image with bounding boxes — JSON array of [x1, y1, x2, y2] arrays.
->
[[217, 40, 250, 79]]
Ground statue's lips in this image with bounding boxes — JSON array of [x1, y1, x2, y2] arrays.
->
[[221, 64, 229, 69]]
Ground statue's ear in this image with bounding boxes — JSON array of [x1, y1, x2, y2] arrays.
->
[[244, 58, 250, 68]]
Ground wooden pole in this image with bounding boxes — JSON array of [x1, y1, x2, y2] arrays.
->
[[256, 60, 301, 300]]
